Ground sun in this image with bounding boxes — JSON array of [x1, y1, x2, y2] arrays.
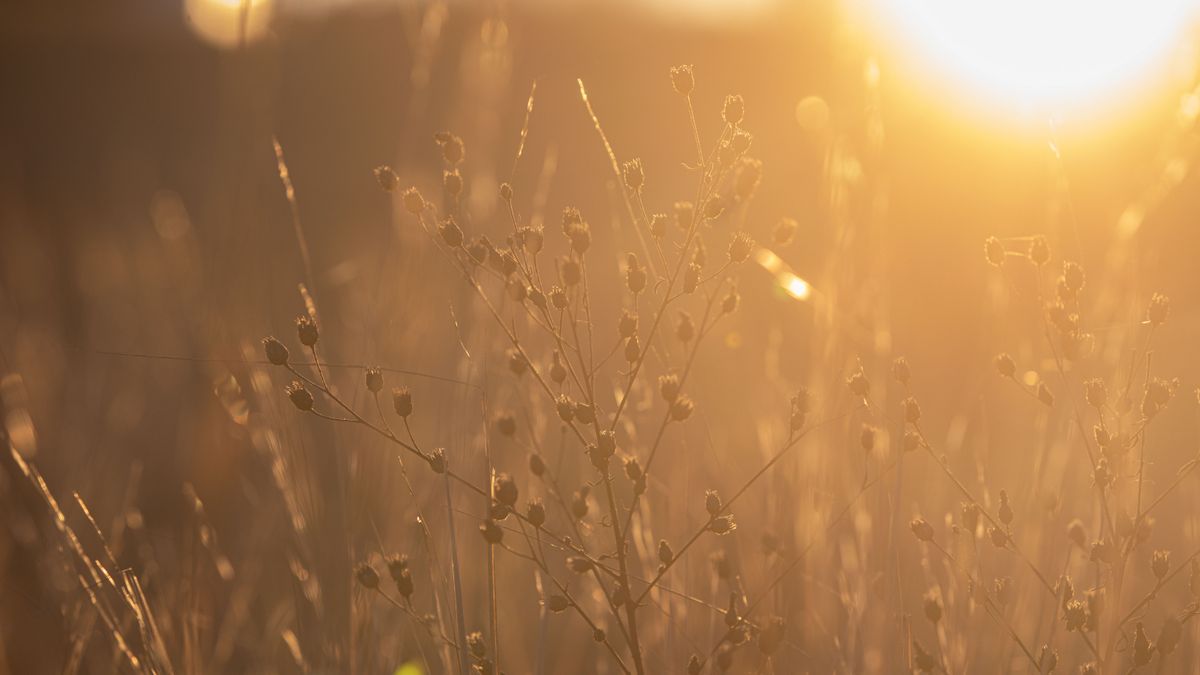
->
[[868, 0, 1197, 112]]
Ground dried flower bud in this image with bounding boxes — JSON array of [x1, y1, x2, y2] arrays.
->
[[626, 255, 647, 294], [262, 337, 289, 366], [722, 94, 745, 125], [998, 489, 1013, 525], [401, 187, 426, 215], [622, 158, 644, 192], [526, 499, 546, 528], [567, 556, 594, 574], [705, 490, 723, 516], [355, 562, 380, 590], [439, 217, 464, 247], [435, 132, 465, 165], [709, 514, 737, 535], [910, 517, 934, 542], [623, 336, 640, 363], [727, 231, 754, 263], [670, 395, 695, 421], [546, 594, 569, 613], [555, 396, 575, 423], [365, 367, 384, 393], [427, 448, 446, 473], [574, 402, 595, 425], [658, 539, 675, 564], [561, 259, 582, 286], [443, 169, 463, 197], [994, 353, 1016, 378], [528, 453, 546, 476], [571, 490, 589, 519], [1133, 623, 1152, 667], [682, 262, 701, 293], [703, 195, 725, 220], [721, 287, 740, 314], [659, 373, 681, 402], [1068, 519, 1087, 549], [961, 503, 980, 532], [286, 381, 313, 411], [989, 526, 1008, 548], [912, 640, 936, 673], [676, 312, 695, 342], [392, 387, 413, 418], [1037, 382, 1054, 407], [1147, 292, 1169, 326], [494, 473, 518, 507], [1152, 549, 1170, 580], [670, 64, 695, 95], [480, 518, 503, 545], [507, 348, 527, 376], [466, 631, 486, 658], [549, 286, 568, 310], [1062, 260, 1085, 293], [295, 314, 319, 347], [374, 165, 398, 192], [499, 182, 513, 202], [847, 369, 870, 398], [687, 655, 703, 675], [1028, 235, 1050, 266], [892, 356, 910, 384], [903, 430, 921, 452], [649, 213, 668, 238], [903, 397, 921, 423], [984, 236, 1006, 266]]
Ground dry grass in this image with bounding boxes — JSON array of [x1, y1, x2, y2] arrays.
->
[[3, 5, 1200, 674]]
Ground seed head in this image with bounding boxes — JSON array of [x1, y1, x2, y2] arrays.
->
[[709, 514, 737, 535], [670, 64, 695, 95], [998, 489, 1013, 526], [1037, 646, 1058, 672], [994, 353, 1016, 378], [355, 562, 380, 590], [1062, 261, 1085, 293], [727, 231, 754, 263], [733, 157, 761, 202], [989, 526, 1008, 548], [910, 517, 934, 542], [295, 314, 319, 347], [903, 430, 921, 452], [443, 169, 463, 197], [561, 259, 582, 286], [722, 94, 745, 125], [659, 373, 681, 402], [676, 312, 695, 342], [546, 594, 569, 613], [670, 395, 695, 421], [892, 356, 910, 384], [567, 556, 594, 574], [1147, 292, 1169, 326], [1084, 378, 1107, 408], [466, 631, 486, 658], [682, 262, 701, 294], [705, 490, 722, 516], [1036, 382, 1054, 407], [984, 236, 1006, 267], [526, 499, 546, 528], [506, 348, 527, 376], [392, 387, 413, 417], [1028, 235, 1050, 266], [571, 490, 590, 519], [479, 519, 503, 545], [286, 381, 313, 411], [658, 539, 675, 564], [262, 337, 289, 366], [549, 286, 568, 310], [528, 453, 545, 477], [401, 187, 426, 215], [373, 165, 398, 192], [555, 395, 575, 423], [427, 448, 446, 474], [703, 195, 724, 220], [1133, 623, 1153, 666], [687, 655, 703, 675], [721, 287, 740, 314], [494, 473, 518, 507], [438, 217, 464, 247], [1152, 549, 1170, 580], [434, 132, 464, 165], [847, 369, 870, 398], [623, 336, 640, 363], [574, 402, 595, 425], [912, 639, 936, 673], [622, 158, 644, 192], [499, 182, 513, 202], [1068, 519, 1087, 549], [649, 213, 668, 238], [903, 397, 921, 423], [365, 367, 384, 393], [626, 255, 647, 294]]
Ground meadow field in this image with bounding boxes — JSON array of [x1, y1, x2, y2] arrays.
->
[[2, 1, 1200, 673]]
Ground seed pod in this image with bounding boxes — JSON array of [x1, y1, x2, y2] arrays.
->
[[555, 396, 575, 423], [994, 353, 1016, 378], [649, 213, 668, 238], [1062, 261, 1085, 293], [659, 374, 681, 402], [984, 236, 1005, 267], [479, 519, 503, 545], [438, 217, 464, 247], [499, 182, 513, 202], [903, 397, 921, 423], [526, 499, 546, 528], [670, 64, 695, 95], [998, 490, 1013, 525], [910, 517, 934, 542], [1147, 292, 1169, 326], [435, 133, 465, 165], [262, 337, 289, 366], [676, 312, 695, 342], [682, 263, 700, 293], [507, 348, 527, 376], [494, 473, 518, 507], [658, 539, 674, 564], [443, 169, 462, 197], [687, 655, 703, 675], [727, 232, 754, 263], [546, 594, 569, 613], [705, 490, 722, 516], [1037, 382, 1054, 407], [528, 453, 545, 477], [427, 448, 446, 474], [567, 556, 593, 574], [721, 287, 739, 314], [625, 254, 647, 294], [1028, 235, 1050, 266], [989, 526, 1008, 548], [355, 563, 380, 590], [670, 396, 695, 421], [571, 490, 589, 519], [466, 631, 486, 658], [622, 158, 644, 192], [401, 187, 426, 215], [847, 370, 870, 398], [923, 591, 942, 623], [624, 336, 640, 363], [374, 165, 398, 192], [365, 367, 384, 393], [286, 382, 313, 411], [1152, 550, 1170, 580], [295, 315, 319, 347], [722, 94, 745, 125], [392, 387, 413, 417], [592, 628, 605, 643]]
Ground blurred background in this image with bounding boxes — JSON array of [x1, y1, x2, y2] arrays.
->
[[3, 0, 1200, 672]]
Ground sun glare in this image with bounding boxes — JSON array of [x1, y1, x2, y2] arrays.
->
[[870, 0, 1197, 112]]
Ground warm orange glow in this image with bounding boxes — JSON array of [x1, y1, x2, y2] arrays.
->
[[868, 0, 1196, 112]]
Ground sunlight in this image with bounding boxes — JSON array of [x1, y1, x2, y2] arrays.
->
[[869, 0, 1197, 111]]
